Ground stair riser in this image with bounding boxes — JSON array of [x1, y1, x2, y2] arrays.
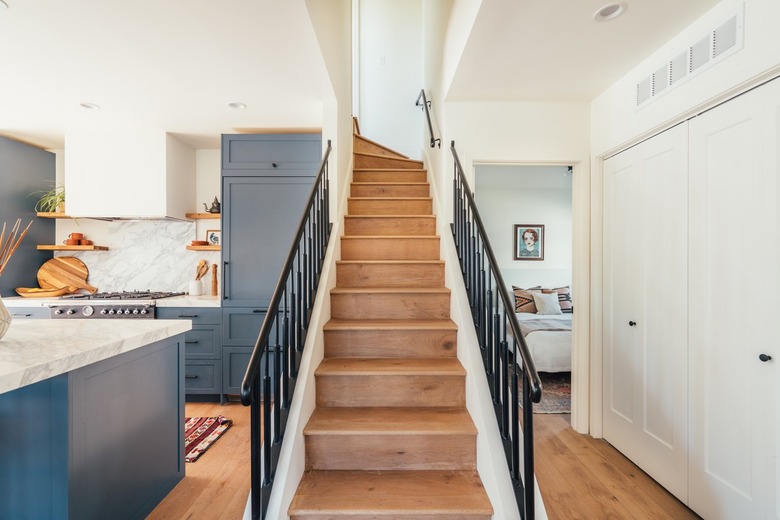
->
[[324, 329, 457, 358], [350, 184, 430, 197], [348, 199, 432, 215], [331, 292, 450, 320], [355, 154, 424, 170], [353, 170, 427, 183], [305, 434, 475, 471], [316, 374, 465, 407], [341, 238, 440, 261], [353, 137, 408, 158], [344, 217, 436, 236], [336, 262, 444, 288]]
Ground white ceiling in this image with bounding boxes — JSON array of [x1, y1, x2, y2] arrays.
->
[[0, 0, 721, 151]]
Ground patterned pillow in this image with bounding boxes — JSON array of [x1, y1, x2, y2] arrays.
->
[[512, 285, 542, 313], [544, 286, 573, 314]]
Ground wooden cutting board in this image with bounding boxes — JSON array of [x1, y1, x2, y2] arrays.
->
[[37, 257, 98, 294]]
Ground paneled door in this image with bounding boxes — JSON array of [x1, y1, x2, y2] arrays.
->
[[602, 122, 689, 501], [688, 77, 779, 519]]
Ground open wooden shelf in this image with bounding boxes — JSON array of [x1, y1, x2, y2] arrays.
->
[[186, 245, 220, 251], [186, 212, 221, 220], [37, 212, 70, 219], [37, 245, 109, 251]]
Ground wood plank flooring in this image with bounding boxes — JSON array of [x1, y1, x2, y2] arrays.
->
[[148, 404, 701, 519], [534, 413, 702, 520], [147, 400, 251, 520]]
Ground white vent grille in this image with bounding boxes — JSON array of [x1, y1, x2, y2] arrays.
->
[[670, 51, 688, 85], [635, 4, 744, 108], [713, 16, 738, 58], [653, 64, 669, 95]]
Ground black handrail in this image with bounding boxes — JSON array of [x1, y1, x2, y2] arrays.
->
[[240, 140, 332, 520], [415, 89, 441, 149], [450, 141, 542, 519]]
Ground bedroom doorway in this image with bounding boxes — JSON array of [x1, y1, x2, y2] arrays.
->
[[474, 164, 575, 416]]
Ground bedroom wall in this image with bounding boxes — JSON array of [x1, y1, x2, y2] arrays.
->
[[475, 165, 573, 290]]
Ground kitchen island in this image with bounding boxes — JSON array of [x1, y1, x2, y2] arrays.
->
[[0, 319, 191, 520]]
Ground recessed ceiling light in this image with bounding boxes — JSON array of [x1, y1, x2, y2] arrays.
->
[[79, 102, 101, 110], [594, 2, 627, 22], [228, 102, 247, 110]]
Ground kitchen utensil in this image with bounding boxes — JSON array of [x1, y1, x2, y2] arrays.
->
[[37, 257, 98, 294], [195, 259, 208, 280], [211, 263, 218, 296], [15, 286, 70, 298], [188, 280, 202, 296]]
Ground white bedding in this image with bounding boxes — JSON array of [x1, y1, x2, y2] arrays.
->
[[510, 313, 572, 373]]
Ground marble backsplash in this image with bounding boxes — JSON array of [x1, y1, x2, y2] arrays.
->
[[57, 220, 221, 294]]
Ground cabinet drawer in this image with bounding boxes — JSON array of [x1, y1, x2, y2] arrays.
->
[[184, 327, 221, 359], [222, 308, 277, 346], [8, 307, 50, 319], [184, 361, 222, 394], [221, 134, 322, 171], [157, 307, 221, 325]]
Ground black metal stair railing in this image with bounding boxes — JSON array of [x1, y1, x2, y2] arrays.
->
[[450, 141, 543, 520], [239, 140, 332, 520]]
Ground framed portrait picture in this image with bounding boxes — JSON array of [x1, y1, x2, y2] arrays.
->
[[514, 224, 544, 261], [206, 229, 221, 246]]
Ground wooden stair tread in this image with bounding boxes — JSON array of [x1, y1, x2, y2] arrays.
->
[[351, 182, 429, 186], [290, 470, 493, 516], [341, 234, 440, 239], [349, 196, 432, 201], [330, 287, 450, 295], [353, 134, 410, 159], [304, 407, 476, 434], [336, 259, 444, 265], [316, 357, 465, 376], [353, 168, 427, 172], [324, 318, 457, 331]]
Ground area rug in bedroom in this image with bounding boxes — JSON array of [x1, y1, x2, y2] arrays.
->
[[521, 372, 571, 413], [185, 416, 233, 462]]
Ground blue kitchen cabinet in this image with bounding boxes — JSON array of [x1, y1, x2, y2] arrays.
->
[[221, 134, 321, 171], [157, 307, 222, 399], [0, 136, 55, 296]]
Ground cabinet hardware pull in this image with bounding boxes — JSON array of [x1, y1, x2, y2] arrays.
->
[[628, 321, 637, 326], [272, 162, 278, 167], [253, 309, 263, 313], [223, 261, 229, 300], [185, 340, 199, 344], [185, 375, 199, 380], [178, 315, 198, 318], [759, 353, 772, 362], [12, 313, 32, 317]]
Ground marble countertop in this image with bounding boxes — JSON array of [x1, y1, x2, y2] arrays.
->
[[0, 319, 191, 395], [2, 295, 220, 308]]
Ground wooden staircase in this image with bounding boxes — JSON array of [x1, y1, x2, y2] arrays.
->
[[289, 133, 493, 519]]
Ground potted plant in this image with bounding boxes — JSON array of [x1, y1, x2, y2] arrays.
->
[[31, 184, 65, 213]]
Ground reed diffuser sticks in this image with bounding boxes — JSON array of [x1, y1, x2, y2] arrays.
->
[[0, 219, 33, 278]]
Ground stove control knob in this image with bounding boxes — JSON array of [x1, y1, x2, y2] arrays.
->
[[66, 309, 76, 315], [140, 308, 148, 315], [108, 309, 116, 315], [132, 309, 140, 315], [124, 309, 131, 315], [82, 306, 94, 317], [54, 309, 63, 315], [100, 309, 108, 315]]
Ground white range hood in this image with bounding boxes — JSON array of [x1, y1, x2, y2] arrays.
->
[[65, 130, 195, 220]]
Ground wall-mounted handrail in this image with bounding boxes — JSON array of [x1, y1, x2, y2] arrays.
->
[[240, 140, 332, 520], [416, 89, 441, 149], [450, 140, 542, 519]]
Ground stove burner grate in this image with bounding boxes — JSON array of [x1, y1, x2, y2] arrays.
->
[[60, 290, 184, 300]]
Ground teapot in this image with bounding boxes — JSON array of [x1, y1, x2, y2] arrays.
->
[[203, 196, 221, 214]]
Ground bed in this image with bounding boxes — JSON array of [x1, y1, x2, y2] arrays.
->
[[508, 285, 573, 373]]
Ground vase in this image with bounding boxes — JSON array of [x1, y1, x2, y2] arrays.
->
[[0, 295, 11, 340]]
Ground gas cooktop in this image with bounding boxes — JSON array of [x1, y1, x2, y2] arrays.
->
[[59, 291, 185, 301]]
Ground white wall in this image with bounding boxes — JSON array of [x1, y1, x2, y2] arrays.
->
[[591, 0, 780, 156], [476, 166, 572, 289], [358, 0, 423, 158]]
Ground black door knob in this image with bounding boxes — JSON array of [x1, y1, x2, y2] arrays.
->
[[628, 321, 637, 326], [759, 354, 772, 362]]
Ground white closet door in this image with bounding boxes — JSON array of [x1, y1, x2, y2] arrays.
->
[[689, 78, 779, 519], [603, 122, 689, 501]]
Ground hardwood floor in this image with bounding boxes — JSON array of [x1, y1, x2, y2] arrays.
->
[[147, 400, 251, 520], [534, 413, 701, 520]]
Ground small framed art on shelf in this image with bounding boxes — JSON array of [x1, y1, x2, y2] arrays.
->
[[207, 229, 221, 246]]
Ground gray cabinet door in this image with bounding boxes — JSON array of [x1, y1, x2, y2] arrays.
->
[[221, 134, 321, 171], [222, 176, 315, 307]]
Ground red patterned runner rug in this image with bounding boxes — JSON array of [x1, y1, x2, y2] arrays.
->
[[185, 416, 232, 462]]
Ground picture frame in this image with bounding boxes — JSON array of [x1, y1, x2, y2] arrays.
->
[[514, 224, 544, 261], [206, 229, 221, 246]]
